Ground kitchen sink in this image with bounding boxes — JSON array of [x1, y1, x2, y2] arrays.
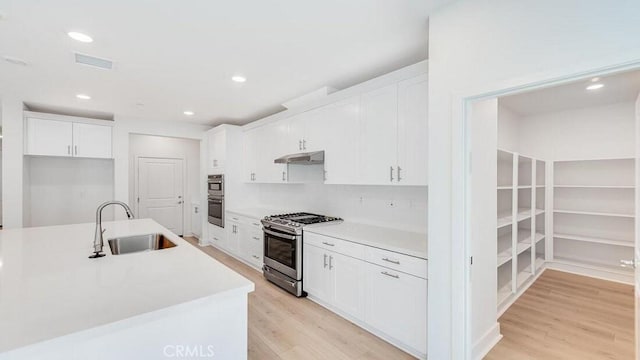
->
[[108, 233, 176, 255]]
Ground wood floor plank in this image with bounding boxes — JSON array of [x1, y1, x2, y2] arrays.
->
[[485, 269, 634, 360], [184, 237, 415, 359]]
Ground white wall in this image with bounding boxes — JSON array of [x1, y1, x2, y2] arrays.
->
[[497, 105, 520, 153], [1, 97, 23, 229], [516, 101, 635, 160], [428, 1, 640, 359], [26, 157, 114, 227], [239, 182, 427, 233], [129, 134, 201, 236]]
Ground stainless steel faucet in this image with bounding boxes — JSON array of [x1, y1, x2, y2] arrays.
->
[[89, 201, 135, 258]]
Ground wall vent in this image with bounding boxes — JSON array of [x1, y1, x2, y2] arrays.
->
[[74, 53, 113, 70]]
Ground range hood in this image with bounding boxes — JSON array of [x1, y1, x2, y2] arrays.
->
[[274, 151, 324, 165]]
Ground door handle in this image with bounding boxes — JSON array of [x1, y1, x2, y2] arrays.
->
[[390, 166, 394, 182], [620, 259, 637, 269], [177, 200, 183, 204], [324, 254, 328, 268], [298, 140, 302, 150], [74, 145, 78, 155], [329, 255, 333, 270], [282, 171, 286, 182], [303, 139, 307, 150], [67, 145, 71, 155], [397, 166, 402, 182]]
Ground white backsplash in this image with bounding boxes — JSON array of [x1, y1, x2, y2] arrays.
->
[[241, 183, 428, 233]]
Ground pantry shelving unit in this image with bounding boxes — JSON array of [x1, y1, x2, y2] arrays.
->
[[497, 149, 547, 315], [548, 158, 635, 284]]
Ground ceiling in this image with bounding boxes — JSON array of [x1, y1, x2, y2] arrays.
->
[[0, 0, 442, 126], [500, 70, 640, 117]]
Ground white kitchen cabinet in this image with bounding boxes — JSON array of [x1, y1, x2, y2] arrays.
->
[[359, 84, 400, 185], [364, 262, 427, 355], [72, 123, 112, 158], [321, 97, 361, 184], [243, 127, 260, 182], [208, 223, 227, 249], [243, 125, 286, 183], [25, 118, 73, 157], [225, 219, 241, 254], [208, 130, 226, 173], [397, 75, 428, 186], [303, 244, 333, 302], [303, 244, 366, 321], [25, 117, 113, 159]]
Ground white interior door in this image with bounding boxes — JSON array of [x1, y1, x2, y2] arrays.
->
[[138, 157, 184, 235]]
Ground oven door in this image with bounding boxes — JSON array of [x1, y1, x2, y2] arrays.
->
[[207, 197, 224, 227], [208, 181, 224, 196], [263, 227, 301, 280]]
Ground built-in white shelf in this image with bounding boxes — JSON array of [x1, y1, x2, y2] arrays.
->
[[554, 209, 634, 218], [554, 233, 634, 248], [518, 185, 532, 189], [497, 283, 512, 306], [497, 252, 512, 267], [516, 269, 533, 288], [554, 185, 634, 189], [535, 257, 545, 271], [497, 186, 513, 190]]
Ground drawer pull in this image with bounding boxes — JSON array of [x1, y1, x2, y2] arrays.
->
[[252, 223, 260, 226], [232, 217, 239, 221], [324, 254, 328, 268], [322, 242, 335, 247], [382, 257, 400, 265], [252, 255, 260, 260], [381, 271, 399, 279], [252, 237, 260, 241]]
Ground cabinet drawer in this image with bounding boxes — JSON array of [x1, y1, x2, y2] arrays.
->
[[304, 232, 365, 259], [227, 212, 263, 231], [365, 247, 427, 279]]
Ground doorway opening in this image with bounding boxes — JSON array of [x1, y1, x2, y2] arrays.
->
[[468, 68, 640, 359], [129, 134, 200, 238]]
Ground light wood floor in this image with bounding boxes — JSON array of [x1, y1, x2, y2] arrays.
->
[[184, 237, 416, 360], [485, 269, 634, 360]]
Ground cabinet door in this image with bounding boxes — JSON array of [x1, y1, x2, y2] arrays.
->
[[397, 75, 428, 186], [72, 123, 112, 158], [287, 113, 306, 153], [247, 230, 264, 268], [25, 118, 73, 157], [359, 84, 399, 185], [298, 107, 324, 152], [321, 97, 360, 184], [261, 121, 287, 183], [331, 252, 365, 321], [225, 220, 240, 254], [303, 244, 332, 302], [209, 224, 226, 249], [242, 128, 259, 182], [209, 130, 226, 171], [365, 263, 427, 355]]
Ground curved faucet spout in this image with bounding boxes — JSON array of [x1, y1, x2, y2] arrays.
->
[[90, 201, 135, 258]]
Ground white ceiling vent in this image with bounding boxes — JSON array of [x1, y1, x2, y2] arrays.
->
[[74, 53, 113, 70]]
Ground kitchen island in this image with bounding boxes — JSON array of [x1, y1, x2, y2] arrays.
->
[[0, 219, 254, 360]]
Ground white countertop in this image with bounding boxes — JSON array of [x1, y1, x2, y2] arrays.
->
[[226, 207, 289, 220], [0, 219, 254, 353], [304, 221, 428, 259]]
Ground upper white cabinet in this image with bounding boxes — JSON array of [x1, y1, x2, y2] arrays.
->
[[240, 72, 428, 186], [397, 75, 429, 186], [73, 123, 113, 159], [25, 117, 112, 159], [208, 130, 226, 172], [359, 84, 400, 185]]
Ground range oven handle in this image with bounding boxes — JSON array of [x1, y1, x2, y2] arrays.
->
[[263, 228, 297, 241], [208, 198, 223, 204]]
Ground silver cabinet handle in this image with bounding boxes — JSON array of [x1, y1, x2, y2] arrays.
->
[[213, 237, 218, 241], [67, 145, 71, 155], [390, 166, 394, 182], [382, 257, 400, 265], [252, 255, 260, 260], [252, 236, 260, 241], [252, 222, 260, 226], [232, 217, 239, 221], [74, 145, 78, 155], [381, 271, 399, 279], [397, 166, 402, 182], [329, 255, 333, 270], [177, 200, 183, 204], [303, 139, 307, 150], [322, 241, 335, 247], [282, 171, 286, 181], [298, 140, 302, 150], [323, 254, 328, 268], [323, 170, 327, 181]]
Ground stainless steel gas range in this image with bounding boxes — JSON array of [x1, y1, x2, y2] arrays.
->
[[261, 212, 342, 297]]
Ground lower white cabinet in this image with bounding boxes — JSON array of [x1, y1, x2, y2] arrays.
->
[[364, 262, 427, 355], [303, 234, 427, 358], [210, 213, 264, 271]]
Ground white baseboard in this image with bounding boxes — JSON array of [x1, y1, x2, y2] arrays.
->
[[546, 261, 633, 285], [472, 322, 502, 360]]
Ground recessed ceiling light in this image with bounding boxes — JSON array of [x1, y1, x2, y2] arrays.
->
[[67, 31, 93, 43], [183, 111, 194, 116], [232, 75, 247, 83], [76, 94, 91, 100], [586, 83, 604, 91], [591, 77, 600, 82], [3, 55, 28, 66]]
